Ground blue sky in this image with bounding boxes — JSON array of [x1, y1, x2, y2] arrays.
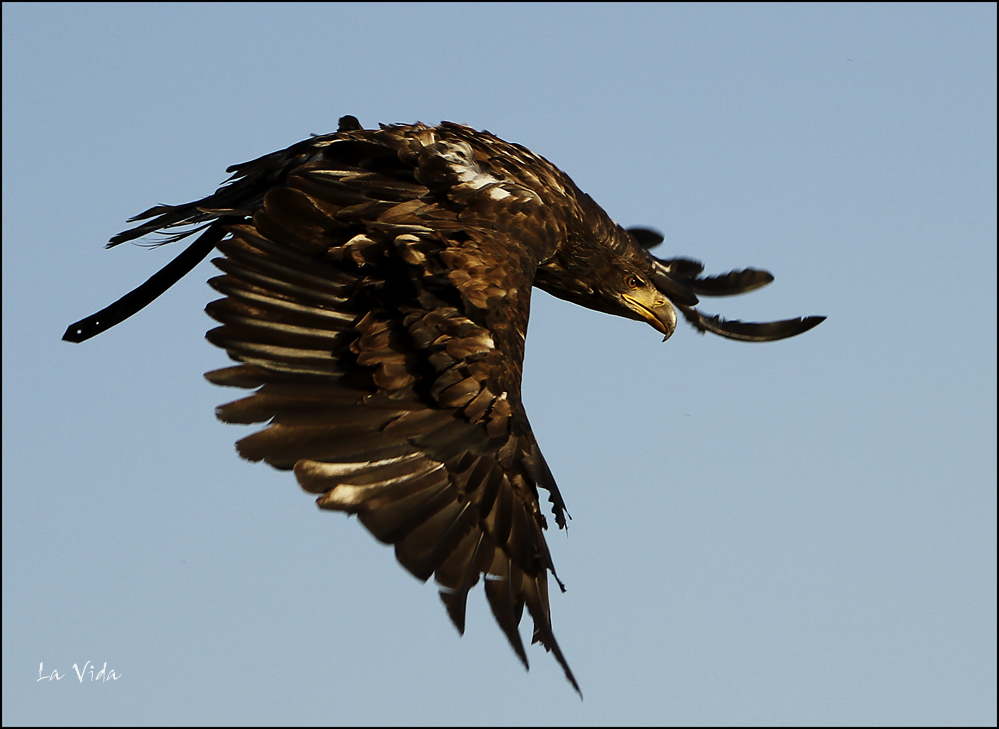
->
[[3, 3, 995, 725]]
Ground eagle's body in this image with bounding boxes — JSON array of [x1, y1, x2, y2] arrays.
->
[[65, 117, 823, 694]]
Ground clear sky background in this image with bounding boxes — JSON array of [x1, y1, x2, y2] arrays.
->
[[3, 3, 995, 726]]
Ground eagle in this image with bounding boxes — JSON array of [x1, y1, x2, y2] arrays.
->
[[64, 116, 824, 695]]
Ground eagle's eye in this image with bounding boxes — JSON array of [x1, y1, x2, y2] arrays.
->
[[626, 275, 642, 289]]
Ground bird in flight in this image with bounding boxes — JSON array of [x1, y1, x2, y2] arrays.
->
[[64, 116, 824, 695]]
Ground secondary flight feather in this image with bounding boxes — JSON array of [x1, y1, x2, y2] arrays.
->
[[64, 116, 824, 694]]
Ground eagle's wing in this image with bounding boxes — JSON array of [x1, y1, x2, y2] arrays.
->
[[182, 130, 579, 692]]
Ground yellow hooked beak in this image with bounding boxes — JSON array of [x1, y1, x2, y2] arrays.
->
[[622, 290, 677, 341]]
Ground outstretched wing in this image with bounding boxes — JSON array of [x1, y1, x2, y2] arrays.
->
[[97, 125, 580, 692]]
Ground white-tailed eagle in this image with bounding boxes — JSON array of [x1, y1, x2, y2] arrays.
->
[[65, 116, 824, 694]]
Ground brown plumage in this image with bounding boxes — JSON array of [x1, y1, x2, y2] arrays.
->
[[64, 116, 824, 695]]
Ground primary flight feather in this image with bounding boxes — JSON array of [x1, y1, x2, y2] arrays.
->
[[65, 116, 824, 694]]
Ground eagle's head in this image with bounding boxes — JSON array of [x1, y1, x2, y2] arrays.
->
[[618, 268, 679, 339], [532, 233, 680, 339]]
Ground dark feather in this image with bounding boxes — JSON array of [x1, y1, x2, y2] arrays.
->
[[692, 268, 774, 297], [626, 226, 664, 249], [680, 308, 827, 342]]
